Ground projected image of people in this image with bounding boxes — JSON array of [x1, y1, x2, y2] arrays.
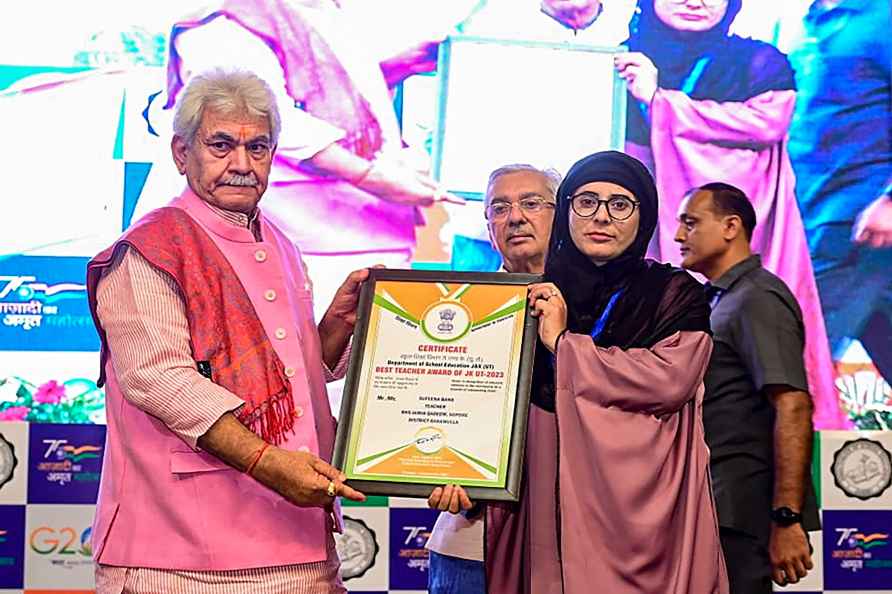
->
[[613, 0, 841, 426]]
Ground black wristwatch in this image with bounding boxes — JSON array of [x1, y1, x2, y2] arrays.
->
[[771, 507, 803, 527]]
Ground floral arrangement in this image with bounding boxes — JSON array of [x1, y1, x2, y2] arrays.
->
[[0, 376, 105, 424]]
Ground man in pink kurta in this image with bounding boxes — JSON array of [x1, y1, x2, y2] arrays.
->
[[87, 69, 368, 593]]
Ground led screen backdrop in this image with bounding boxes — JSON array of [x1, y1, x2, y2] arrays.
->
[[2, 0, 889, 429]]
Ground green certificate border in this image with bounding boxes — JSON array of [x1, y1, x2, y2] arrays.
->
[[332, 269, 540, 502]]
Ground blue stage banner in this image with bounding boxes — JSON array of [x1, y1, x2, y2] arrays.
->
[[822, 509, 892, 590], [0, 504, 26, 589], [388, 507, 439, 590], [27, 423, 105, 505], [0, 256, 98, 352]]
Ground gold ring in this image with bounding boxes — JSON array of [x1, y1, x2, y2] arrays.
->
[[550, 289, 558, 297], [326, 481, 336, 497]]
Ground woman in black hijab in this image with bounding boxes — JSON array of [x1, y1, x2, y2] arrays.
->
[[485, 151, 726, 594]]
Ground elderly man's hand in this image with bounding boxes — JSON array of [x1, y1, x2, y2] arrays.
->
[[253, 446, 365, 507], [853, 195, 892, 248], [322, 268, 371, 331], [319, 267, 383, 370]]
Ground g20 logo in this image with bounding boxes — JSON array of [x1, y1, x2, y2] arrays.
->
[[29, 526, 92, 556]]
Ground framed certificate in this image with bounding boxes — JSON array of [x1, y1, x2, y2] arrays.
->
[[333, 269, 539, 502]]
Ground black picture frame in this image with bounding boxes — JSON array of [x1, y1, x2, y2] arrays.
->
[[332, 269, 540, 502]]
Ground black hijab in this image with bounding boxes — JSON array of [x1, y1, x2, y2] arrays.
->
[[531, 151, 710, 411], [625, 0, 795, 144]]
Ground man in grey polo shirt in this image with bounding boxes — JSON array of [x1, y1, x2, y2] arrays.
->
[[674, 182, 820, 594]]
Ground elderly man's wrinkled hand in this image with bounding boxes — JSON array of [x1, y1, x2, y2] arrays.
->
[[255, 447, 365, 508], [322, 268, 371, 331]]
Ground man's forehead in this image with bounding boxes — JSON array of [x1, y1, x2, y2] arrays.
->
[[489, 171, 552, 199], [678, 189, 713, 217], [200, 108, 270, 138]]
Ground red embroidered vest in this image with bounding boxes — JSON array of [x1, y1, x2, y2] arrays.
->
[[88, 207, 296, 443]]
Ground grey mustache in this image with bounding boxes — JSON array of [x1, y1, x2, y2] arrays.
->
[[222, 174, 258, 186]]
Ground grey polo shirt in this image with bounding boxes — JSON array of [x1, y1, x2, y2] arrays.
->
[[703, 255, 820, 544]]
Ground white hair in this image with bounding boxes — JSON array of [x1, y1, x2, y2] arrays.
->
[[484, 164, 562, 207], [173, 68, 281, 145]]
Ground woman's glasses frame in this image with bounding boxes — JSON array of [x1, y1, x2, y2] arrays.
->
[[569, 192, 640, 221]]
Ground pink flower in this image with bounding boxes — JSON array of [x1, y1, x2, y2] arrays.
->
[[0, 406, 30, 421], [35, 380, 65, 404]]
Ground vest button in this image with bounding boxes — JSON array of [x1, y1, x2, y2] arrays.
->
[[298, 445, 310, 453], [274, 328, 287, 340], [254, 249, 267, 262], [264, 289, 277, 301], [284, 366, 296, 378], [295, 406, 304, 418]]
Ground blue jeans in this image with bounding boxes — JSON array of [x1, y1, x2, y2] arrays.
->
[[428, 550, 485, 594]]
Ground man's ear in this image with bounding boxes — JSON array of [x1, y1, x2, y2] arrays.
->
[[171, 135, 189, 175], [722, 215, 744, 241]]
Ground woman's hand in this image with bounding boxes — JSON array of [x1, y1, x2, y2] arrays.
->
[[528, 282, 568, 353], [614, 52, 659, 106]]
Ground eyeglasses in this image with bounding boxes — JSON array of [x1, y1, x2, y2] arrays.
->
[[570, 192, 639, 221], [665, 0, 728, 8], [486, 196, 556, 220]]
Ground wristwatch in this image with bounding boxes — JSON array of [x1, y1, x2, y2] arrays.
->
[[771, 507, 803, 527]]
